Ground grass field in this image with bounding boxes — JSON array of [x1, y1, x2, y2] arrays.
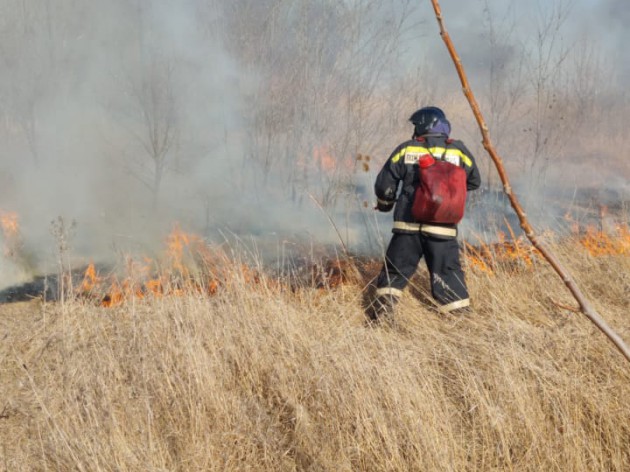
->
[[1, 234, 629, 471]]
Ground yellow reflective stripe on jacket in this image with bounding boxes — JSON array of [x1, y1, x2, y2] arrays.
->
[[424, 147, 473, 167], [391, 146, 427, 163], [391, 145, 472, 167]]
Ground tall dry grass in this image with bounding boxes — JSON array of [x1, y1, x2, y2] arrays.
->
[[1, 237, 629, 471]]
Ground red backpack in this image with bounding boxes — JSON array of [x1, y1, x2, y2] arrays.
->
[[411, 154, 467, 224]]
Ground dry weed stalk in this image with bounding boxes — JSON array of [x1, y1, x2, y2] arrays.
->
[[50, 216, 77, 305], [429, 0, 630, 362]]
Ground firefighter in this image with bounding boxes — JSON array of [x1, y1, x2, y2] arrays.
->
[[372, 106, 481, 318]]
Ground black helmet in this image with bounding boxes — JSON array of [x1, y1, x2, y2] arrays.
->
[[409, 106, 450, 136]]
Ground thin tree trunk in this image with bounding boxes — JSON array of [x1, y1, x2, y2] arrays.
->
[[429, 0, 630, 363]]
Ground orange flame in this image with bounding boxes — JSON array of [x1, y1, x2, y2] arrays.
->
[[79, 262, 98, 294], [313, 145, 337, 173], [465, 223, 630, 275], [464, 224, 540, 275], [74, 224, 277, 307], [70, 218, 630, 307], [1, 210, 21, 258], [464, 241, 494, 274], [579, 225, 630, 256], [0, 211, 19, 237]]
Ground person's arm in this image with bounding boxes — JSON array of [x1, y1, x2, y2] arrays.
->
[[457, 141, 481, 191], [374, 145, 405, 211]]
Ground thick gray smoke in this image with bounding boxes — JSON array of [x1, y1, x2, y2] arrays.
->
[[1, 0, 628, 288], [0, 1, 347, 284]]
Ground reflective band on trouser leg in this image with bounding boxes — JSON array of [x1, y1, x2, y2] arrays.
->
[[372, 287, 402, 318], [439, 298, 470, 313], [375, 287, 404, 298]]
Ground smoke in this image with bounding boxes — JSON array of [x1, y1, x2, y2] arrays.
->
[[0, 0, 343, 282], [0, 0, 628, 288], [598, 0, 630, 80]]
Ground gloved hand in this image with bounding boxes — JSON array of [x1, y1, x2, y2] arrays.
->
[[375, 198, 395, 212]]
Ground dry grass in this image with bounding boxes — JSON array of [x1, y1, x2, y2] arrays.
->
[[1, 238, 629, 471]]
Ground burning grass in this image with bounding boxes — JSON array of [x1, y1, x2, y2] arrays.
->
[[464, 224, 630, 276], [70, 223, 630, 307], [75, 225, 281, 308], [1, 226, 629, 471]]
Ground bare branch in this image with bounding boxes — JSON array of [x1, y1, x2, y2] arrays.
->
[[429, 0, 630, 363]]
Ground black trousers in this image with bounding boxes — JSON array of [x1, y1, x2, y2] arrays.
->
[[375, 232, 469, 310]]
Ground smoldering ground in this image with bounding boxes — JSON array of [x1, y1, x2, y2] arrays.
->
[[1, 0, 628, 290]]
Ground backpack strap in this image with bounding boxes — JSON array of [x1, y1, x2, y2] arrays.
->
[[438, 137, 450, 161]]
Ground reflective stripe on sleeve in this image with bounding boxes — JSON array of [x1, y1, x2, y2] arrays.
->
[[391, 148, 405, 163], [375, 287, 404, 298], [377, 197, 394, 206], [439, 298, 470, 313]]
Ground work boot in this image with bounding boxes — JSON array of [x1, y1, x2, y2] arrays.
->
[[368, 294, 399, 323]]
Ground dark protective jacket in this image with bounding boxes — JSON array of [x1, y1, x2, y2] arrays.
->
[[374, 134, 481, 237]]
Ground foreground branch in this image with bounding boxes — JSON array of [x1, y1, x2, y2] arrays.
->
[[429, 0, 630, 363]]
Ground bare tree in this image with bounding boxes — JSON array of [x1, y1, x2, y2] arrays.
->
[[216, 0, 421, 208], [0, 0, 91, 164], [0, 2, 48, 163], [524, 0, 573, 184], [479, 0, 528, 191], [106, 0, 181, 209], [125, 57, 179, 208]]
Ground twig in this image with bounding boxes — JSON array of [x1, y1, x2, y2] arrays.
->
[[308, 193, 350, 258], [550, 298, 580, 313], [429, 0, 630, 363]]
